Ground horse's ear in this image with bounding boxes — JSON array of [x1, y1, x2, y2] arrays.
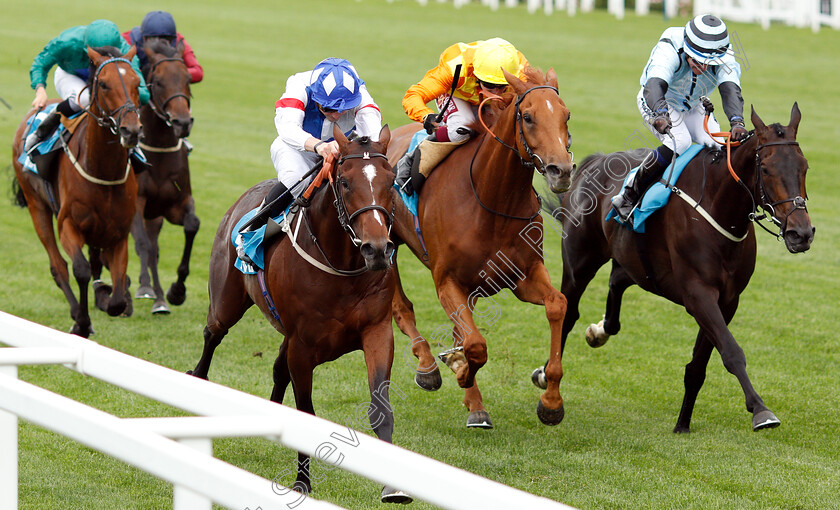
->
[[333, 124, 349, 152], [378, 124, 391, 149], [124, 45, 137, 61], [87, 46, 103, 61], [177, 39, 186, 58], [546, 68, 558, 89], [789, 102, 801, 136], [502, 68, 527, 95], [750, 105, 766, 132]]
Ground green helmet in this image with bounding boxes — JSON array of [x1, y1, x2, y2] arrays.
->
[[84, 20, 122, 49]]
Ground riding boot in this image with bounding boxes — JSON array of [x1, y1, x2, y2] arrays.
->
[[395, 134, 436, 196], [610, 144, 674, 224], [239, 181, 292, 235], [24, 110, 62, 154]]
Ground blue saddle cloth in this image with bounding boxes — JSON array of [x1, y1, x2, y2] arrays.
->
[[231, 203, 296, 275], [606, 144, 704, 233], [17, 105, 69, 174], [392, 129, 427, 217]]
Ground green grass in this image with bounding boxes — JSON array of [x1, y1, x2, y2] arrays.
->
[[2, 1, 840, 509]]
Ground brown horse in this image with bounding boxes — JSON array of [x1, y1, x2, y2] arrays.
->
[[130, 38, 198, 314], [386, 67, 574, 428], [189, 126, 409, 503], [537, 103, 813, 432], [12, 47, 142, 338]]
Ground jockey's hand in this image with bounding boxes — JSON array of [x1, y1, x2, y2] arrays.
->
[[701, 96, 715, 113], [730, 122, 748, 142], [32, 86, 48, 110], [315, 140, 339, 158], [423, 113, 439, 134], [652, 114, 671, 135]]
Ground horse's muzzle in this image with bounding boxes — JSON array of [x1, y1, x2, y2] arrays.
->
[[171, 116, 194, 139], [360, 239, 395, 271], [784, 224, 815, 253], [544, 162, 575, 194], [119, 125, 140, 148]]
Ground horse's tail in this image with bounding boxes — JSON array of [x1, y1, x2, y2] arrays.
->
[[10, 168, 26, 208]]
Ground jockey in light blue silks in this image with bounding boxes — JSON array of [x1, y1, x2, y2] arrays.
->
[[611, 14, 748, 226]]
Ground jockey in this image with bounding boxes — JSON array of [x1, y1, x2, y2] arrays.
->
[[611, 14, 747, 225], [240, 58, 382, 234], [123, 10, 204, 84], [25, 19, 149, 153], [395, 38, 529, 195]]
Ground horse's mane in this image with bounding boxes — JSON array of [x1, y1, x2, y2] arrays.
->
[[145, 37, 179, 58], [85, 46, 125, 86]]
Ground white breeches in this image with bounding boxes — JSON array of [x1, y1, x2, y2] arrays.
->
[[439, 97, 477, 143], [636, 88, 723, 155], [270, 136, 322, 197], [54, 68, 90, 112]]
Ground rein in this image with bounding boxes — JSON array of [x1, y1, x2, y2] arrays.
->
[[288, 150, 394, 276], [86, 57, 140, 134], [701, 110, 806, 240]]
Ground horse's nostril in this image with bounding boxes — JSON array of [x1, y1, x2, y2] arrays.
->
[[384, 242, 395, 258], [360, 243, 375, 259]]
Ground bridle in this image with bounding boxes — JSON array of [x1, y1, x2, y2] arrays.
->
[[331, 151, 395, 246], [146, 57, 191, 126], [86, 57, 140, 134], [479, 85, 572, 175]]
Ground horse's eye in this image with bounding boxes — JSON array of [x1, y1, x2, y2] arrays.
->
[[99, 82, 109, 91], [566, 133, 573, 150], [523, 113, 533, 124], [340, 178, 350, 190]]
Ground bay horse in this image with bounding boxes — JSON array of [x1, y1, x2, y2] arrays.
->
[[538, 103, 813, 432], [130, 38, 199, 314], [12, 46, 142, 338], [385, 67, 574, 428], [189, 126, 410, 503]]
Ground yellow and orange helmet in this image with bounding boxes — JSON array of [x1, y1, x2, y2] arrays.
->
[[473, 38, 519, 85]]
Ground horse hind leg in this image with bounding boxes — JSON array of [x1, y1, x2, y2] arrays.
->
[[144, 217, 170, 314], [131, 209, 157, 300], [166, 203, 199, 307], [674, 330, 715, 433], [269, 340, 291, 404], [586, 261, 634, 348]]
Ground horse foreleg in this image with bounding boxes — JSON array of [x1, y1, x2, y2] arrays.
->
[[587, 261, 635, 348], [391, 260, 440, 391], [436, 278, 486, 390], [167, 201, 199, 307], [269, 340, 291, 404], [684, 288, 778, 431], [674, 331, 714, 433], [131, 208, 156, 300], [58, 224, 92, 337], [144, 216, 169, 314], [513, 263, 567, 426], [286, 341, 316, 494], [101, 239, 130, 317]]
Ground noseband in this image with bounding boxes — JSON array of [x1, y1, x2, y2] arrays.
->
[[88, 57, 140, 134], [147, 57, 191, 126], [751, 140, 808, 238], [332, 151, 395, 246]]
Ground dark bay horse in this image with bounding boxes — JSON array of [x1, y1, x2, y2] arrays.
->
[[12, 47, 142, 337], [189, 126, 409, 503], [131, 38, 198, 314], [386, 67, 574, 428], [539, 104, 813, 432]]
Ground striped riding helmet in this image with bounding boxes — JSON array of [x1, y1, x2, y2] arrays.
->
[[683, 14, 730, 65]]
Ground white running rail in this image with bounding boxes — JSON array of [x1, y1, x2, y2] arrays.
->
[[0, 311, 575, 510]]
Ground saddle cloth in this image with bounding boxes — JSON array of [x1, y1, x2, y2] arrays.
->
[[231, 203, 296, 275], [606, 143, 704, 233], [17, 105, 67, 175]]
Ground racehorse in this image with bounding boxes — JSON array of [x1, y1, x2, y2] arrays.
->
[[12, 46, 142, 338], [385, 67, 574, 428], [538, 103, 813, 432], [189, 126, 410, 503], [130, 38, 199, 314]]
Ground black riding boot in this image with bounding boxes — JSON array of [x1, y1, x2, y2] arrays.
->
[[24, 99, 78, 153], [611, 145, 674, 224], [239, 181, 293, 235], [395, 134, 436, 196]]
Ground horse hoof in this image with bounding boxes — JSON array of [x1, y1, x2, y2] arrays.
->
[[531, 367, 547, 389], [466, 410, 493, 429], [414, 368, 442, 391], [69, 323, 93, 338], [93, 282, 112, 312], [121, 299, 133, 318], [381, 485, 413, 504], [438, 346, 466, 374], [135, 285, 156, 299], [152, 301, 171, 315], [585, 318, 610, 348], [752, 410, 781, 431], [536, 399, 565, 426], [167, 282, 186, 306]]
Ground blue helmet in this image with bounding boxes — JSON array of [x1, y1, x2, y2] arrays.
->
[[141, 11, 177, 38], [307, 58, 364, 111]]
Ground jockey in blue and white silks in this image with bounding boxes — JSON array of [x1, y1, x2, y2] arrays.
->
[[611, 14, 748, 226]]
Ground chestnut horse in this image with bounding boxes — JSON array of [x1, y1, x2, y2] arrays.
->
[[189, 126, 409, 503], [12, 47, 142, 337], [538, 103, 813, 432], [131, 38, 198, 314], [386, 67, 574, 428]]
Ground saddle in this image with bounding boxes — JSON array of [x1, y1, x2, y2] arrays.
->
[[406, 128, 468, 196]]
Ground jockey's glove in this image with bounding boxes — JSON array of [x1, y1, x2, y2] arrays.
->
[[730, 122, 748, 142], [652, 114, 671, 135], [423, 113, 439, 134]]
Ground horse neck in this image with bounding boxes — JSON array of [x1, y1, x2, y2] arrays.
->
[[705, 137, 759, 224], [472, 107, 537, 213], [80, 111, 129, 177], [140, 105, 178, 146], [303, 188, 363, 266]]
